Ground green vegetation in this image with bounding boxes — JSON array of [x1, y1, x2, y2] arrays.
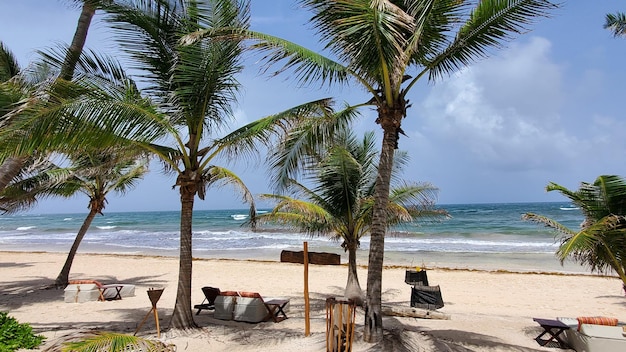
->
[[523, 175, 626, 292], [60, 332, 174, 352], [260, 129, 447, 305], [0, 312, 45, 352], [605, 11, 626, 37], [229, 0, 561, 341]]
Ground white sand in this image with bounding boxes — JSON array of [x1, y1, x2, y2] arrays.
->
[[1, 251, 624, 351]]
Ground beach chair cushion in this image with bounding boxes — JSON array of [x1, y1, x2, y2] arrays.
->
[[576, 316, 618, 331], [214, 295, 237, 320], [233, 295, 267, 323], [220, 290, 239, 296], [238, 291, 262, 298]]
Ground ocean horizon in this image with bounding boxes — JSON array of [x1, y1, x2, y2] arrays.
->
[[0, 201, 590, 273]]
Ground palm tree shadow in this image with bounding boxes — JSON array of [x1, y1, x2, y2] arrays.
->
[[0, 261, 36, 269], [371, 317, 546, 352], [0, 274, 168, 310]]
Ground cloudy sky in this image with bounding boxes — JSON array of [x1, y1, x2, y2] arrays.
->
[[1, 1, 625, 214]]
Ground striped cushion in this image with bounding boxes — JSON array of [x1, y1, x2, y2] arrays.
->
[[219, 291, 239, 296], [576, 316, 619, 331]]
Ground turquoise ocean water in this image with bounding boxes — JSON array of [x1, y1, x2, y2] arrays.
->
[[0, 202, 588, 273]]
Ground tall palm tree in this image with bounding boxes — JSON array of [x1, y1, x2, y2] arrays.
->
[[224, 0, 559, 341], [605, 12, 626, 37], [0, 151, 149, 288], [522, 175, 626, 293], [258, 129, 446, 305]]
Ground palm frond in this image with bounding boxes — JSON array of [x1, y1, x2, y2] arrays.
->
[[267, 102, 360, 191], [202, 165, 256, 225], [59, 331, 175, 352], [604, 12, 626, 37], [0, 41, 21, 82], [428, 0, 559, 80], [213, 98, 341, 166], [521, 212, 576, 238]]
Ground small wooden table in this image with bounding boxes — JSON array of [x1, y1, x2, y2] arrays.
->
[[533, 318, 570, 348], [100, 284, 124, 301], [264, 299, 289, 322]]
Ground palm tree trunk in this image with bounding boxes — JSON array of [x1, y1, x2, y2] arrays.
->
[[55, 207, 99, 287], [364, 108, 400, 343], [345, 244, 363, 306], [60, 1, 96, 81], [0, 157, 26, 192], [169, 187, 197, 329]]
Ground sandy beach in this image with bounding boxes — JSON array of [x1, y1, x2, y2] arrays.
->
[[1, 250, 624, 351]]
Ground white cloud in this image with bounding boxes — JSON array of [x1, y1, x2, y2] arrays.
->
[[414, 36, 581, 172]]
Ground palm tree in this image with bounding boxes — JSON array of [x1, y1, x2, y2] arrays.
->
[[0, 151, 148, 288], [227, 0, 559, 341], [522, 175, 626, 293], [605, 12, 626, 37], [258, 129, 446, 305]]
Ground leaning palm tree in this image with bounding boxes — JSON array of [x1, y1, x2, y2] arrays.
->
[[259, 129, 446, 305], [0, 150, 149, 288], [522, 175, 626, 293], [219, 0, 559, 341], [605, 12, 626, 37]]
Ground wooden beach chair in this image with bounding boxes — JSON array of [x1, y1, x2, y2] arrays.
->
[[194, 286, 221, 315]]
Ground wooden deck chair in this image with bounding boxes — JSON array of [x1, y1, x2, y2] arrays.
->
[[194, 286, 221, 315]]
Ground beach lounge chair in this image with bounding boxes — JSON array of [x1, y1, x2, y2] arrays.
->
[[194, 286, 221, 315], [214, 291, 290, 323], [556, 316, 626, 352]]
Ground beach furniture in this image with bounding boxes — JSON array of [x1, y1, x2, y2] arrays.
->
[[65, 280, 135, 302], [214, 291, 290, 323], [410, 285, 444, 310], [532, 318, 570, 348], [194, 286, 221, 315], [64, 282, 102, 303], [405, 269, 429, 286], [326, 297, 357, 352], [556, 317, 626, 352], [404, 270, 444, 310]]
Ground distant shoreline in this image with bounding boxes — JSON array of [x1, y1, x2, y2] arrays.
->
[[23, 200, 568, 216], [0, 246, 595, 276]]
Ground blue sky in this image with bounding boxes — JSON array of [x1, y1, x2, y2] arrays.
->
[[1, 1, 626, 214]]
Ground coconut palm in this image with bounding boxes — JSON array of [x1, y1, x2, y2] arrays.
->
[[222, 0, 559, 341], [0, 151, 149, 288], [522, 175, 626, 293], [259, 129, 446, 305], [605, 12, 626, 37]]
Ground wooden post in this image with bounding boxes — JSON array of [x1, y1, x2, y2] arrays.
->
[[304, 241, 310, 336]]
